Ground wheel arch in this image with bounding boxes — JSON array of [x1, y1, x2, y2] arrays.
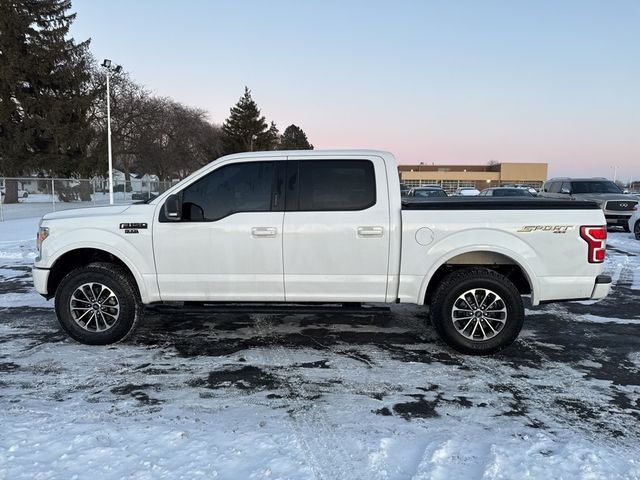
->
[[47, 247, 149, 303], [419, 247, 538, 306]]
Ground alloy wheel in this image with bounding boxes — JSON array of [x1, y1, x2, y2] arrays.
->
[[451, 288, 507, 341], [69, 282, 120, 332]]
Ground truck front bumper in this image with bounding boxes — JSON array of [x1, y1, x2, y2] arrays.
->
[[605, 214, 632, 227], [32, 267, 50, 297], [590, 274, 611, 300]]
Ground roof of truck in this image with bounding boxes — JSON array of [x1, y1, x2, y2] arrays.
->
[[219, 149, 394, 161]]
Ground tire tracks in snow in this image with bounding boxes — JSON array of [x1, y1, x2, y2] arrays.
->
[[250, 313, 367, 480]]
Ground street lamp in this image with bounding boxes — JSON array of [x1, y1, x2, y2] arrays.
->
[[101, 58, 122, 205]]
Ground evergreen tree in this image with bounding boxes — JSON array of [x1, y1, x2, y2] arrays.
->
[[0, 0, 94, 201], [221, 87, 276, 154], [256, 121, 279, 151], [279, 124, 313, 150]]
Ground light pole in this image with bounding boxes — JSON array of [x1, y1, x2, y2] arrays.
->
[[101, 59, 122, 205]]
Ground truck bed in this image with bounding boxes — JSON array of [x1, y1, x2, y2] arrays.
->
[[401, 197, 600, 210]]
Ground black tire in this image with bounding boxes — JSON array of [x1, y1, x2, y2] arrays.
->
[[634, 220, 640, 240], [22, 192, 28, 198], [55, 262, 141, 345], [430, 267, 524, 355]]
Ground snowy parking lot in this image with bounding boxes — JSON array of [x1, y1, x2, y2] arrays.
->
[[0, 216, 639, 479]]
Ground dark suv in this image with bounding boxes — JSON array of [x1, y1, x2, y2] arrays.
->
[[539, 177, 637, 231]]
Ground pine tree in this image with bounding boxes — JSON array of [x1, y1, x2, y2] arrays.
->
[[256, 121, 279, 151], [279, 124, 313, 150], [0, 0, 95, 201], [221, 87, 276, 154]]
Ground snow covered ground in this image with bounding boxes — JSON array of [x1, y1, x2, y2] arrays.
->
[[0, 193, 135, 221], [0, 217, 639, 479]]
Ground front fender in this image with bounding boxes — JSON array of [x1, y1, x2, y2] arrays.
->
[[38, 228, 158, 304]]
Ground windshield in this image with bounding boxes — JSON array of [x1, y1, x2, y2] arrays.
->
[[414, 189, 447, 197], [571, 181, 622, 194]]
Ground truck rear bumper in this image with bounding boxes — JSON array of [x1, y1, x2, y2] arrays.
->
[[32, 267, 49, 296], [590, 274, 611, 300], [536, 274, 612, 304], [538, 274, 611, 304]]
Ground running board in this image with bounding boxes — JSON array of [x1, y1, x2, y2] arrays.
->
[[146, 302, 391, 315]]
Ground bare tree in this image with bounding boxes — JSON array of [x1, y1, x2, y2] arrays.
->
[[88, 67, 152, 182], [134, 98, 223, 181]]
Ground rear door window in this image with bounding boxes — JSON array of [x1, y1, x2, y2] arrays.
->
[[294, 160, 376, 211]]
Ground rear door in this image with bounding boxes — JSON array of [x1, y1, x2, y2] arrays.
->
[[282, 156, 390, 302]]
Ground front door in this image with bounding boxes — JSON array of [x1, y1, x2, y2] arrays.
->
[[153, 159, 285, 301]]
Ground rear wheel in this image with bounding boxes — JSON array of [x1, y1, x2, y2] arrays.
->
[[430, 268, 524, 355], [55, 262, 141, 345]]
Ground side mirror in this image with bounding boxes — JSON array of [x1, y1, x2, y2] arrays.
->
[[560, 188, 571, 194], [163, 194, 182, 221]]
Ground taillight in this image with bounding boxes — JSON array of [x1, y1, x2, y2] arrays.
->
[[580, 226, 606, 263]]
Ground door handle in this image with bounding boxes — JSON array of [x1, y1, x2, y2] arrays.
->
[[251, 227, 277, 238], [357, 226, 384, 238]]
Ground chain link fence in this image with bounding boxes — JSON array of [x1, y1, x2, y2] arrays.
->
[[0, 177, 175, 222]]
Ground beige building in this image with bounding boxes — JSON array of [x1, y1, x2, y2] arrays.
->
[[399, 162, 548, 193]]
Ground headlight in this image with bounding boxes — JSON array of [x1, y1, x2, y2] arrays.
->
[[36, 226, 49, 253]]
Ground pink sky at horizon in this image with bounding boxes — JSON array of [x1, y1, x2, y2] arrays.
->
[[71, 1, 639, 182]]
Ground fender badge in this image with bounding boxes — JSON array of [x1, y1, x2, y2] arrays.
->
[[119, 223, 147, 229], [517, 225, 573, 234]]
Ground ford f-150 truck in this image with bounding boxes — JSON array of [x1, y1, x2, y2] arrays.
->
[[33, 150, 611, 354]]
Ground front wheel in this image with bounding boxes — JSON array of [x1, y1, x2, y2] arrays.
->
[[430, 268, 524, 355], [55, 262, 141, 345], [634, 220, 640, 240]]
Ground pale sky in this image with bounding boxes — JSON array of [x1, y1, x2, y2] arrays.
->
[[71, 0, 640, 180]]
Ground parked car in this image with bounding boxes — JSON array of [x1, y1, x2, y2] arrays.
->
[[629, 209, 640, 240], [131, 191, 159, 201], [539, 177, 638, 232], [503, 184, 538, 196], [406, 186, 448, 198], [33, 150, 610, 355], [478, 187, 533, 197], [0, 187, 29, 198], [454, 187, 480, 196]]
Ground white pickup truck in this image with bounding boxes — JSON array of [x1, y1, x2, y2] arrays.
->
[[33, 150, 611, 354]]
